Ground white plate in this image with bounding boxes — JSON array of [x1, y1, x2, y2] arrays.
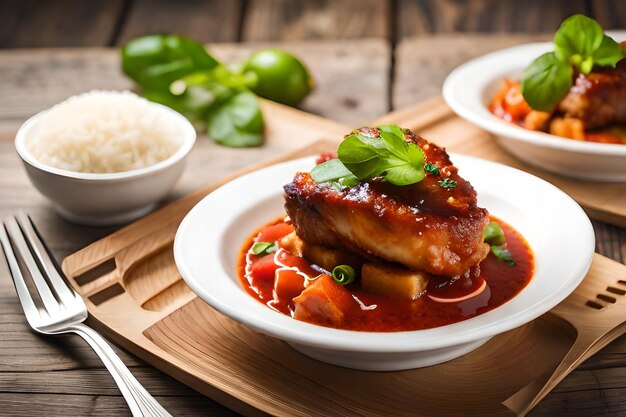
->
[[174, 155, 594, 371], [443, 31, 626, 182]]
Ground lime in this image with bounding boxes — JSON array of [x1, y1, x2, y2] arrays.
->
[[244, 48, 313, 107]]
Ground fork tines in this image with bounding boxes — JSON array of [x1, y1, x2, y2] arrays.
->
[[0, 214, 78, 322]]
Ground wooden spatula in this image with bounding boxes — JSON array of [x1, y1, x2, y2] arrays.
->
[[504, 253, 626, 416]]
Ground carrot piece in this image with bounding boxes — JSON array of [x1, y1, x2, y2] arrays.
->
[[256, 222, 294, 243], [249, 255, 279, 283], [293, 274, 353, 326], [273, 269, 306, 301]]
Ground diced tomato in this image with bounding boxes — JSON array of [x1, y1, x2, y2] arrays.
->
[[274, 269, 306, 301], [274, 248, 319, 277], [249, 255, 279, 283], [256, 222, 294, 243]]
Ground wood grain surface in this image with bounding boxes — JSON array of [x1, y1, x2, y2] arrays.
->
[[0, 3, 625, 415], [3, 0, 623, 49]]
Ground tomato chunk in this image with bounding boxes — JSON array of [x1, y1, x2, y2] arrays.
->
[[249, 255, 279, 283], [274, 269, 306, 301], [275, 248, 318, 277], [256, 222, 294, 243]]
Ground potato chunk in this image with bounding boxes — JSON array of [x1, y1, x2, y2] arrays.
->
[[361, 263, 429, 300], [279, 232, 304, 256], [281, 232, 362, 272], [301, 239, 362, 272]]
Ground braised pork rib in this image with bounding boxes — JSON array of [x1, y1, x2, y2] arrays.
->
[[284, 128, 490, 278]]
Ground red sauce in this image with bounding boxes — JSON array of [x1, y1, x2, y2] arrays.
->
[[237, 216, 534, 332]]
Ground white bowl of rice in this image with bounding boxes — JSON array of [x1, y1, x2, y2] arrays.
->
[[15, 90, 196, 225]]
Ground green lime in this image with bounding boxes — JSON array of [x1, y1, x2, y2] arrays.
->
[[244, 48, 313, 107]]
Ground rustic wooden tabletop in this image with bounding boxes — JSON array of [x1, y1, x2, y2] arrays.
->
[[1, 1, 625, 416]]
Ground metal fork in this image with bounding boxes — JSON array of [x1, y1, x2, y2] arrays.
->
[[0, 214, 172, 417]]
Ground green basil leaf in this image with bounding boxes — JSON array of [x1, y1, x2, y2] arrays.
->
[[338, 135, 384, 179], [521, 52, 573, 111], [311, 159, 353, 183], [122, 35, 220, 93], [384, 165, 426, 186], [379, 130, 409, 161], [207, 90, 264, 147], [554, 14, 604, 61], [592, 35, 625, 67], [339, 135, 382, 163], [377, 124, 406, 141], [350, 132, 387, 150]]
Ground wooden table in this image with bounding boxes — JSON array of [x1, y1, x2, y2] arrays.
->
[[1, 1, 625, 416]]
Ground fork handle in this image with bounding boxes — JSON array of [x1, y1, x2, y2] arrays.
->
[[68, 323, 172, 417]]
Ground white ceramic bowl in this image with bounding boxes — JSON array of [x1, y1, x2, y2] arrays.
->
[[174, 155, 594, 371], [15, 102, 196, 225], [443, 32, 626, 182]]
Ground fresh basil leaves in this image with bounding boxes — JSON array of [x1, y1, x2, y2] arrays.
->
[[521, 52, 573, 112], [312, 125, 427, 187], [122, 35, 311, 148], [521, 14, 624, 112]]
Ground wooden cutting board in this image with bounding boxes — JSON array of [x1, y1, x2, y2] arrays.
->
[[62, 100, 626, 417]]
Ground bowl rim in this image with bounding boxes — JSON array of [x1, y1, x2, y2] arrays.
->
[[14, 99, 197, 181], [174, 154, 595, 353], [442, 32, 626, 157]]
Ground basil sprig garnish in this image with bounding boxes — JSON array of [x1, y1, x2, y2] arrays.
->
[[311, 124, 426, 187], [521, 14, 625, 111]]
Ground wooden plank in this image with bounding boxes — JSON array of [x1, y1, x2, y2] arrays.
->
[[242, 0, 390, 41], [0, 393, 238, 417], [592, 0, 626, 30], [393, 34, 547, 109], [0, 0, 126, 48], [0, 41, 389, 126], [116, 0, 243, 45], [395, 0, 587, 39]]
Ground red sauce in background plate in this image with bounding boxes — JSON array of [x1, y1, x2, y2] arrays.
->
[[237, 216, 534, 332]]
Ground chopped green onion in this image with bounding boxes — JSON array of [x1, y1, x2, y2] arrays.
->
[[331, 265, 356, 285], [491, 245, 516, 266], [424, 163, 439, 175], [251, 241, 276, 256], [483, 221, 506, 246], [438, 178, 457, 188]]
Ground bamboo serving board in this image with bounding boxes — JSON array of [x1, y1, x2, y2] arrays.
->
[[62, 100, 626, 417]]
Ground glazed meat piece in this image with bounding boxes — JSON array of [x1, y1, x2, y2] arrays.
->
[[557, 59, 626, 129], [284, 128, 490, 277]]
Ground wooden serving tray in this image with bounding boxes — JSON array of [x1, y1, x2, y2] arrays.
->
[[62, 100, 626, 416]]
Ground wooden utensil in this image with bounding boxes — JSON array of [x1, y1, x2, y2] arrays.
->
[[504, 254, 626, 416]]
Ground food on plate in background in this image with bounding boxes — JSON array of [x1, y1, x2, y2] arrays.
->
[[121, 34, 313, 147], [489, 15, 626, 144], [238, 125, 534, 331], [25, 90, 183, 174]]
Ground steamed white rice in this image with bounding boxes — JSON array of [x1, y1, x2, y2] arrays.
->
[[26, 91, 183, 174]]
